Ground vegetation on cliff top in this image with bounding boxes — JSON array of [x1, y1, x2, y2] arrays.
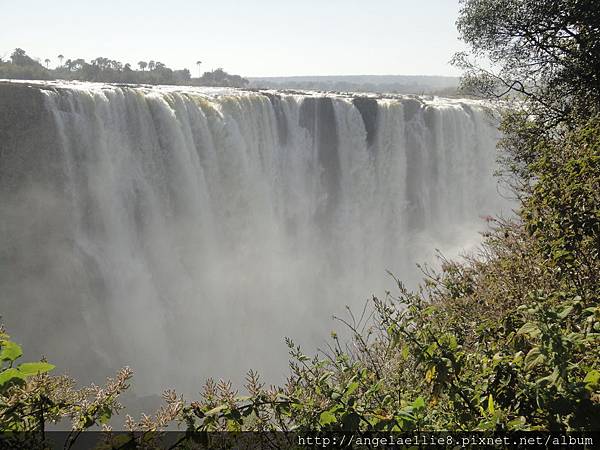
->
[[1, 0, 599, 446], [0, 48, 249, 88]]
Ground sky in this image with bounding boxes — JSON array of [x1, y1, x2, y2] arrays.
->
[[1, 0, 467, 77]]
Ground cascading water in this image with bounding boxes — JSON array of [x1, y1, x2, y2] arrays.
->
[[0, 81, 507, 396]]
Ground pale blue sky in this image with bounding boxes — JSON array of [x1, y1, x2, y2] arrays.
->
[[1, 0, 466, 77]]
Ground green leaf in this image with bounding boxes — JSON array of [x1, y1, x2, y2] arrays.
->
[[524, 347, 545, 369], [487, 394, 495, 415], [477, 418, 496, 430], [345, 381, 359, 396], [584, 370, 600, 389], [0, 341, 23, 362], [446, 334, 458, 351], [507, 416, 526, 430], [425, 342, 438, 355], [318, 372, 332, 384], [401, 345, 410, 360], [17, 362, 55, 377], [557, 305, 573, 319], [0, 368, 26, 386], [537, 368, 560, 387], [425, 365, 436, 383], [517, 322, 541, 337], [319, 410, 337, 426], [412, 397, 425, 410], [204, 404, 228, 417], [97, 406, 113, 425]]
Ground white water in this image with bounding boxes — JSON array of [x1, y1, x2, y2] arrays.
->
[[1, 82, 506, 395]]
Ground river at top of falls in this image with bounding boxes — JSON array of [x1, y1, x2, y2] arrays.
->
[[0, 80, 510, 397]]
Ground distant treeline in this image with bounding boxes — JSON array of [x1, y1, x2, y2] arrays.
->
[[0, 48, 249, 88]]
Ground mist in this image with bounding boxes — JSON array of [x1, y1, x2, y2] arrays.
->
[[0, 81, 508, 400]]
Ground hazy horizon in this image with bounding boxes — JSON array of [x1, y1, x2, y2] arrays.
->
[[248, 74, 460, 79], [1, 0, 466, 77]]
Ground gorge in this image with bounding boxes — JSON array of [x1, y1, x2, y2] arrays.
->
[[0, 81, 508, 397]]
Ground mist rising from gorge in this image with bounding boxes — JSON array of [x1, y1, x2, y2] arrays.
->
[[0, 82, 508, 398]]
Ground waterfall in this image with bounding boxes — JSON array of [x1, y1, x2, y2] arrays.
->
[[0, 81, 507, 394]]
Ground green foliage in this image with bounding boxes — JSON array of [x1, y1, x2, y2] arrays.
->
[[523, 119, 600, 294], [0, 340, 23, 362], [0, 327, 136, 449], [454, 0, 600, 123], [195, 68, 250, 88], [0, 48, 249, 87], [0, 336, 54, 390]]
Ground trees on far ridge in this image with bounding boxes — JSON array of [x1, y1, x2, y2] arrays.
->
[[0, 49, 248, 87]]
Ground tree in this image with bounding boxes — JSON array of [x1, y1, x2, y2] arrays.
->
[[453, 0, 600, 193], [92, 57, 110, 70], [44, 58, 50, 69], [196, 60, 202, 78], [173, 68, 192, 84], [64, 58, 87, 72], [57, 54, 64, 67], [454, 0, 600, 126], [138, 60, 147, 71], [148, 60, 155, 71], [10, 48, 38, 66], [11, 48, 26, 61]]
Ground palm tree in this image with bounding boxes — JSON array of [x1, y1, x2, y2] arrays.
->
[[57, 54, 64, 67], [138, 61, 147, 71], [196, 60, 202, 78], [44, 58, 50, 69], [148, 60, 155, 71]]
